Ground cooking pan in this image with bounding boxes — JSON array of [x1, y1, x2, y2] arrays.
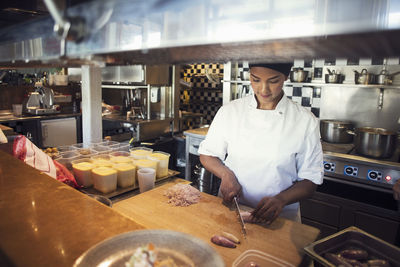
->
[[347, 127, 398, 159], [320, 120, 354, 143], [289, 68, 309, 82]]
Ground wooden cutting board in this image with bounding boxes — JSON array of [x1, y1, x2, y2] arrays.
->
[[113, 180, 320, 266]]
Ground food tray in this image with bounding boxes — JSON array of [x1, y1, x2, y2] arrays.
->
[[304, 226, 400, 267], [80, 169, 179, 198]]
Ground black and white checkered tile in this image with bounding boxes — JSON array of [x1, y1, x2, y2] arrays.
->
[[284, 85, 321, 118], [180, 63, 224, 125]]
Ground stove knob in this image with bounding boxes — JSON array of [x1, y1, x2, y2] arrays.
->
[[345, 167, 353, 175], [324, 163, 331, 170]]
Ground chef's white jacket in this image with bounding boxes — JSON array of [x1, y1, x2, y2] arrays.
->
[[198, 94, 324, 221]]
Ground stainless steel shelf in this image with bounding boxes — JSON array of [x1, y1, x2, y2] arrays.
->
[[284, 82, 400, 89]]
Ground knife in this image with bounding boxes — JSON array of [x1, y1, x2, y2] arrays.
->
[[233, 196, 247, 237]]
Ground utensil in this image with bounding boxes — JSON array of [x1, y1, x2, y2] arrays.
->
[[324, 70, 344, 84], [354, 69, 375, 85], [304, 227, 400, 267], [320, 120, 354, 143], [289, 68, 309, 83], [346, 127, 398, 158], [233, 196, 247, 237], [73, 229, 224, 267], [376, 69, 400, 85]]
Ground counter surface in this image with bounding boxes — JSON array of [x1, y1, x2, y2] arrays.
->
[[114, 180, 320, 266], [0, 151, 144, 267], [184, 126, 209, 138], [0, 113, 81, 123]]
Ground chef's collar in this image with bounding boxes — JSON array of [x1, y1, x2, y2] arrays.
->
[[249, 93, 288, 114]]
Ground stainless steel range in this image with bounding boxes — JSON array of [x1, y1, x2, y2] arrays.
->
[[322, 142, 400, 192], [301, 142, 400, 245]]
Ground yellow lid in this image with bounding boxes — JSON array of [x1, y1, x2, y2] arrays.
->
[[92, 159, 113, 167], [113, 163, 135, 172], [135, 159, 156, 168], [73, 162, 94, 171], [131, 149, 152, 155], [151, 153, 169, 160], [111, 156, 132, 163], [92, 166, 117, 176]]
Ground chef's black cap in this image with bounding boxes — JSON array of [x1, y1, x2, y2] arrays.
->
[[249, 63, 293, 76]]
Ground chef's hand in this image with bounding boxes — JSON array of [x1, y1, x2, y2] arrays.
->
[[220, 169, 242, 204], [251, 196, 285, 224], [393, 180, 400, 200]]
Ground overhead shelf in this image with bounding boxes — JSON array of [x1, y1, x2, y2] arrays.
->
[[284, 82, 400, 89]]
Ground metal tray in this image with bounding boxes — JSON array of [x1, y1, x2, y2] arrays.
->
[[304, 226, 400, 267], [80, 169, 179, 198]]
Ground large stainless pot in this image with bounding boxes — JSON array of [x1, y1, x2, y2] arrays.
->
[[320, 120, 354, 143], [347, 127, 398, 159]]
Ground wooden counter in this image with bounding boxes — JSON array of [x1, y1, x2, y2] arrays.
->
[[0, 150, 144, 267], [0, 149, 320, 266], [114, 180, 320, 266]]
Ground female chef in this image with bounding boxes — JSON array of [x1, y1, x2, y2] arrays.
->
[[198, 63, 324, 224]]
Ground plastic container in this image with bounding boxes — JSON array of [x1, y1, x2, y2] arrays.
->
[[113, 163, 136, 188], [71, 158, 95, 187], [72, 143, 91, 149], [130, 147, 153, 160], [148, 151, 170, 179], [91, 166, 117, 193], [57, 145, 77, 153], [135, 159, 157, 171], [232, 250, 294, 267], [57, 151, 80, 170], [91, 154, 113, 167], [116, 143, 130, 152], [91, 145, 112, 155], [99, 141, 120, 150], [109, 151, 132, 164]]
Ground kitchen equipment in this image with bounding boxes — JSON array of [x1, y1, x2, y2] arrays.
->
[[233, 249, 295, 267], [347, 127, 397, 158], [41, 117, 77, 147], [26, 86, 60, 115], [320, 120, 354, 143], [87, 194, 113, 207], [26, 92, 41, 109], [289, 68, 309, 82], [73, 230, 224, 267], [193, 164, 220, 195], [324, 69, 344, 84], [233, 196, 247, 237], [304, 226, 400, 267], [376, 69, 400, 85], [354, 69, 375, 85]]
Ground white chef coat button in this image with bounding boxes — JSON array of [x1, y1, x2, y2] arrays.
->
[[279, 111, 283, 115]]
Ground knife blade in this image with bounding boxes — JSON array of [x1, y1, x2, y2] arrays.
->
[[233, 196, 247, 237]]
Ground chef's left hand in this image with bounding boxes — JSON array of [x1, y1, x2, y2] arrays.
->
[[250, 196, 285, 224]]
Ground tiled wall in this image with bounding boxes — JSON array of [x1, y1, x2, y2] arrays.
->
[[182, 58, 400, 126], [180, 64, 223, 126]]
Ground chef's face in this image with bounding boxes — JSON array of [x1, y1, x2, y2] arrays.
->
[[250, 67, 286, 110]]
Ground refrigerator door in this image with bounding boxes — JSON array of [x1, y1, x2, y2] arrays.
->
[[41, 117, 77, 147]]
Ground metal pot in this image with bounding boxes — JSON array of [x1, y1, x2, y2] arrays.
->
[[289, 68, 309, 82], [347, 127, 398, 159], [320, 120, 354, 143], [376, 69, 400, 85], [354, 69, 375, 85], [325, 69, 344, 84]]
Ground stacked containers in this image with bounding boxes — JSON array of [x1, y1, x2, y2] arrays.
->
[[71, 158, 95, 187], [147, 151, 170, 179], [110, 151, 136, 188]]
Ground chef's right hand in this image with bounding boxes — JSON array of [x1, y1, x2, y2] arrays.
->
[[220, 170, 241, 204]]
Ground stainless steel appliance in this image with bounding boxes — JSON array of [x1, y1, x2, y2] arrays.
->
[[301, 141, 400, 245], [26, 86, 60, 115]]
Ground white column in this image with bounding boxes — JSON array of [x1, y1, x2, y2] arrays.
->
[[81, 65, 102, 145]]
